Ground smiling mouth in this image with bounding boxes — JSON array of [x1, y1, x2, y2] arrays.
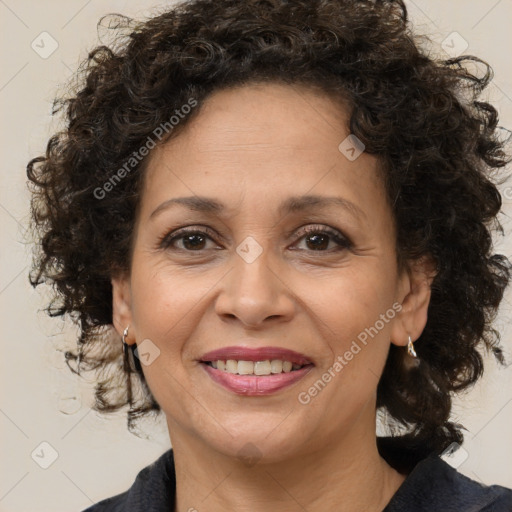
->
[[200, 359, 314, 396], [201, 360, 312, 375]]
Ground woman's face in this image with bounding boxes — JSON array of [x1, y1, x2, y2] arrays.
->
[[113, 82, 430, 462]]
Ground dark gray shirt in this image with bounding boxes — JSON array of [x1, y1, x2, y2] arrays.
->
[[82, 448, 512, 511]]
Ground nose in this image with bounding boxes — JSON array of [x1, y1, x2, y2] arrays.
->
[[214, 247, 296, 329]]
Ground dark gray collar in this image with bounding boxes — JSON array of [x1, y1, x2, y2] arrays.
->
[[83, 448, 512, 511]]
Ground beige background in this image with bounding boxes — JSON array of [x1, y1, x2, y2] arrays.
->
[[1, 1, 512, 510]]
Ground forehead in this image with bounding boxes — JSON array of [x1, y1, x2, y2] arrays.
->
[[140, 82, 388, 221]]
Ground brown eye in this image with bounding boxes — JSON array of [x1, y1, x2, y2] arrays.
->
[[293, 226, 352, 252], [304, 233, 330, 250], [180, 233, 208, 250], [159, 227, 219, 251]]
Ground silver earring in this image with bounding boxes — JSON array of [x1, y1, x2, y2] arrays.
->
[[407, 335, 418, 358], [122, 325, 135, 370], [122, 325, 129, 343], [122, 325, 141, 372], [122, 325, 130, 353]]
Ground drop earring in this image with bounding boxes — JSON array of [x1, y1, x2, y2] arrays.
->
[[122, 325, 136, 372], [407, 334, 418, 358], [122, 325, 143, 373], [122, 325, 130, 357]]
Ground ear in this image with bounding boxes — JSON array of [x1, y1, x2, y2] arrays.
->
[[390, 255, 437, 348], [112, 273, 135, 346]]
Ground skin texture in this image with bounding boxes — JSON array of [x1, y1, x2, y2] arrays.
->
[[112, 82, 435, 511]]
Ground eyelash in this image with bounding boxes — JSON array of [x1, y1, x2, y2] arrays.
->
[[158, 224, 353, 253]]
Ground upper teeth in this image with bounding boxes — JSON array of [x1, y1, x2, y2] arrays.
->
[[209, 360, 302, 375]]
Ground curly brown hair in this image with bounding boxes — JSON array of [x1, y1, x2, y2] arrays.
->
[[26, 0, 511, 472]]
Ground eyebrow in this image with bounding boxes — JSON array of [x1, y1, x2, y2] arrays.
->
[[149, 194, 366, 221]]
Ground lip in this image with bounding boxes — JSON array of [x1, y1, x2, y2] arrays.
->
[[198, 345, 314, 396], [201, 363, 314, 396], [199, 346, 313, 366]]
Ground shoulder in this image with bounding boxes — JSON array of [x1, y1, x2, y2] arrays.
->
[[384, 454, 512, 512], [80, 449, 175, 512]]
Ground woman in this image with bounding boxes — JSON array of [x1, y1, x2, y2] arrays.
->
[[26, 0, 512, 510]]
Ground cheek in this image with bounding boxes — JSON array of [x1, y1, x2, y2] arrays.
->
[[304, 262, 396, 403], [130, 257, 208, 330], [297, 273, 395, 428], [127, 263, 205, 408], [308, 264, 395, 342], [128, 260, 202, 366]]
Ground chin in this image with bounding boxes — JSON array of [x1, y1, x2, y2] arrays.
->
[[198, 423, 311, 465]]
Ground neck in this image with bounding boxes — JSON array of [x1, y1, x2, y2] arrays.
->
[[168, 404, 407, 512]]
